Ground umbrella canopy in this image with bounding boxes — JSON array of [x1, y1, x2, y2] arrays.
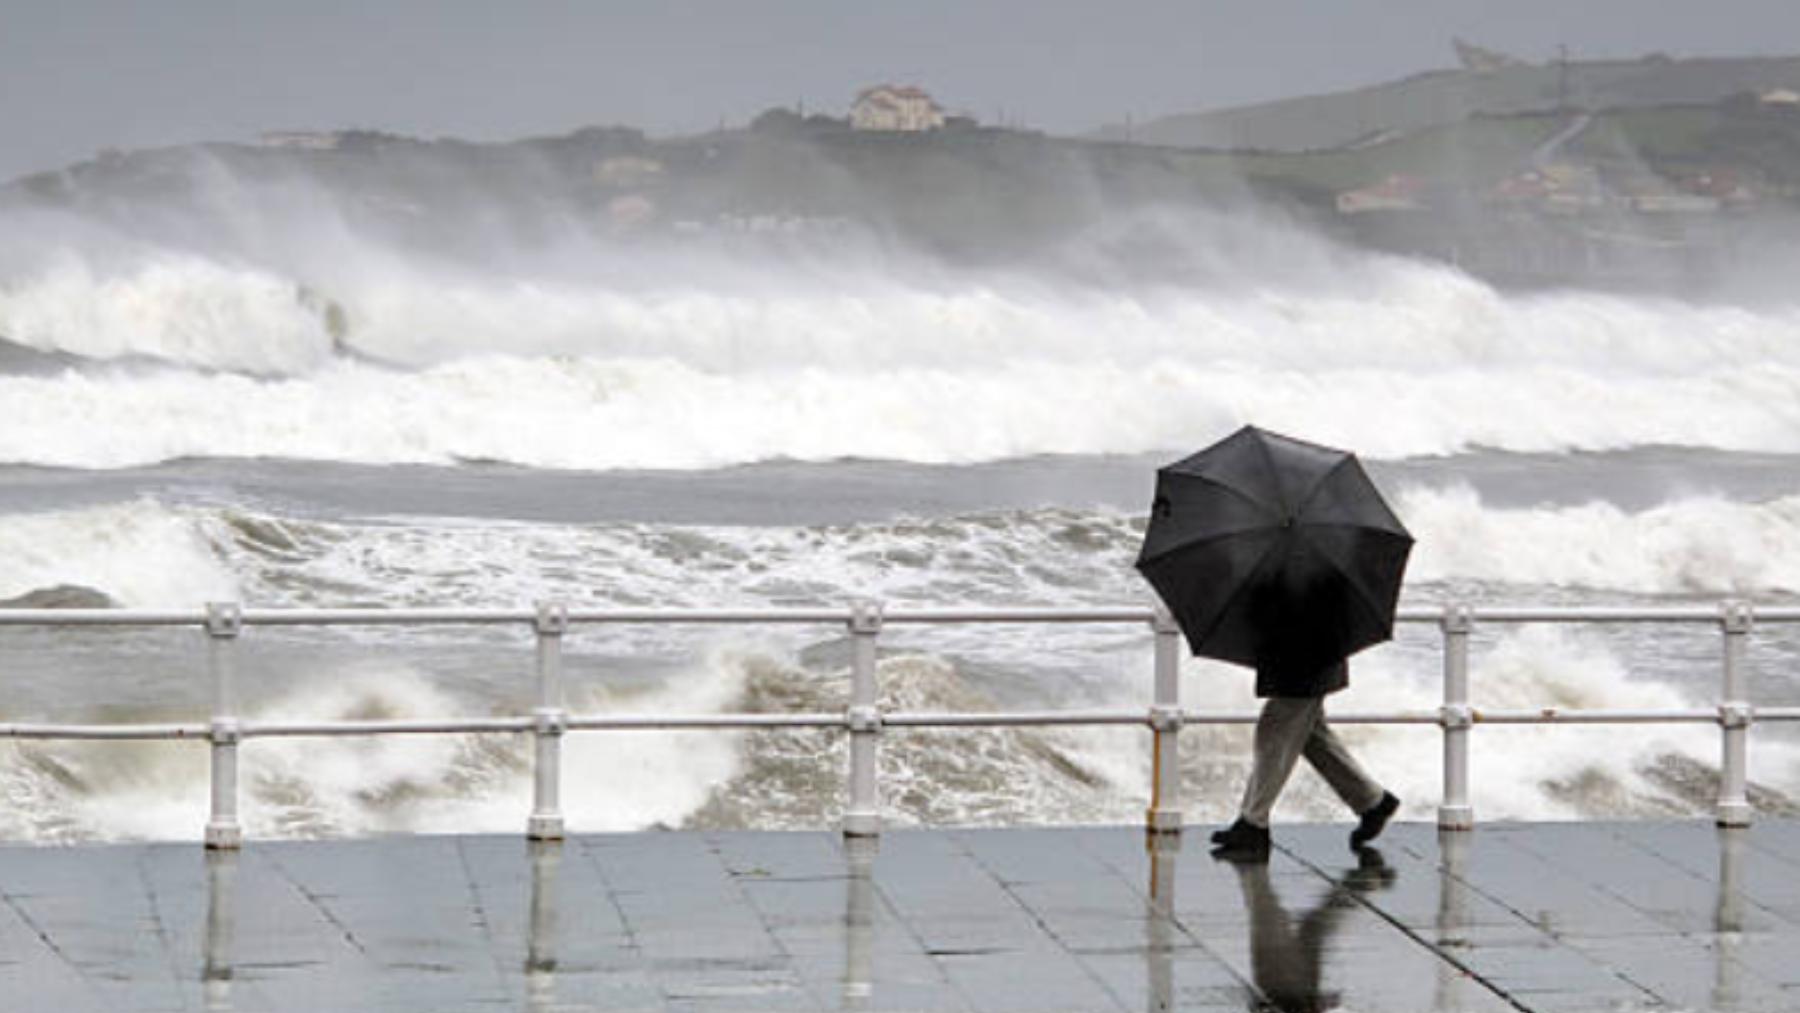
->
[[1135, 426, 1412, 686]]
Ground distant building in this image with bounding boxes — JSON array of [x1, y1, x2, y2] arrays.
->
[[594, 156, 664, 188], [1629, 192, 1720, 214], [1683, 168, 1758, 205], [1536, 163, 1606, 214], [1453, 37, 1526, 73], [1336, 175, 1427, 214], [850, 85, 946, 132], [607, 194, 657, 230], [1758, 87, 1800, 106], [259, 131, 344, 151], [1490, 170, 1552, 205]]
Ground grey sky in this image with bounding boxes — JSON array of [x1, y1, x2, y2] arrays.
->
[[3, 0, 1797, 182]]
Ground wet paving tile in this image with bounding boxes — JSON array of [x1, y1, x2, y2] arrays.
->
[[0, 822, 1794, 1010]]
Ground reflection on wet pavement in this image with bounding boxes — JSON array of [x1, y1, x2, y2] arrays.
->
[[2, 822, 1797, 1010], [1224, 847, 1394, 1012]]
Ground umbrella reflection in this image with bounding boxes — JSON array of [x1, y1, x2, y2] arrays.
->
[[1224, 847, 1395, 1013]]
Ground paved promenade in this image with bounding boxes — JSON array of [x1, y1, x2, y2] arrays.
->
[[1, 821, 1797, 1011]]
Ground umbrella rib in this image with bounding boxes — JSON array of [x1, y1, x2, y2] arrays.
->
[[1138, 521, 1278, 562], [1183, 531, 1287, 653], [1294, 457, 1411, 536], [1312, 528, 1412, 633], [1163, 468, 1279, 516], [1300, 520, 1413, 538], [1293, 456, 1354, 518], [1251, 431, 1291, 512]]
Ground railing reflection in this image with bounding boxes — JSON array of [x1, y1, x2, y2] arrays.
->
[[1714, 827, 1746, 1011], [181, 825, 1762, 1011], [527, 841, 561, 1012], [1433, 830, 1474, 1012], [842, 836, 879, 1010], [203, 849, 236, 1013], [1145, 832, 1179, 1012]]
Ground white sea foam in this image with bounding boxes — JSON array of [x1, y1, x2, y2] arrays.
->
[[5, 479, 1800, 840], [0, 252, 337, 374], [0, 499, 237, 606], [4, 234, 1800, 468], [1402, 485, 1800, 594], [12, 486, 1800, 622]]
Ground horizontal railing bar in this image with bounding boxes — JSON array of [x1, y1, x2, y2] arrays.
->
[[883, 608, 1152, 624], [568, 714, 844, 730], [1304, 711, 1442, 724], [1472, 708, 1718, 723], [0, 610, 204, 626], [563, 608, 850, 624], [242, 609, 533, 626], [244, 718, 534, 737], [0, 723, 209, 739], [1, 705, 1795, 743], [2, 604, 1799, 629], [1399, 606, 1800, 624], [1459, 607, 1726, 623], [886, 710, 1146, 727]]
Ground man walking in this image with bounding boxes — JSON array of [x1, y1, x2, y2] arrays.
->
[[1210, 656, 1399, 861]]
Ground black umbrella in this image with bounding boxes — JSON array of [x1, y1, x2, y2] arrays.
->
[[1135, 426, 1412, 682]]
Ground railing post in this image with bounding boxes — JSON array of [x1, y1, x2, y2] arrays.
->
[[843, 600, 883, 838], [204, 602, 243, 850], [529, 603, 569, 841], [1147, 604, 1183, 835], [1717, 601, 1754, 828], [1438, 603, 1475, 831]]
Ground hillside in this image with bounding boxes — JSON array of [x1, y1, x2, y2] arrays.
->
[[1102, 53, 1800, 153], [8, 92, 1800, 297]]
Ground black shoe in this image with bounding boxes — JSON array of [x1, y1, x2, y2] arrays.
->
[[1208, 818, 1270, 861], [1350, 791, 1399, 848], [1345, 845, 1397, 891]]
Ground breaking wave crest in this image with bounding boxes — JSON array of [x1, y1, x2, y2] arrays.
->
[[1403, 485, 1800, 594], [8, 488, 1800, 623], [4, 218, 1800, 469]]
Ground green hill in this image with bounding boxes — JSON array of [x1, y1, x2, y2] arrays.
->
[[1102, 53, 1800, 153]]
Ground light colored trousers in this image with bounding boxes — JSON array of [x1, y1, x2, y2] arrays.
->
[[1240, 696, 1385, 827]]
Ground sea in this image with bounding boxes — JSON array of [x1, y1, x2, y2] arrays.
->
[[1, 180, 1798, 844]]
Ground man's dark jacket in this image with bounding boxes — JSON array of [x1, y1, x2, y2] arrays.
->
[[1255, 658, 1348, 699]]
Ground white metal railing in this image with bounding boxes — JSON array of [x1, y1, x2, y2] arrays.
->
[[1, 601, 1798, 848]]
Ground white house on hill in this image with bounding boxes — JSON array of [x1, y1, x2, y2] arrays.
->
[[850, 85, 946, 132]]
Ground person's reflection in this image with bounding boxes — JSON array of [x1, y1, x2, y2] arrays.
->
[[1222, 847, 1395, 1013]]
